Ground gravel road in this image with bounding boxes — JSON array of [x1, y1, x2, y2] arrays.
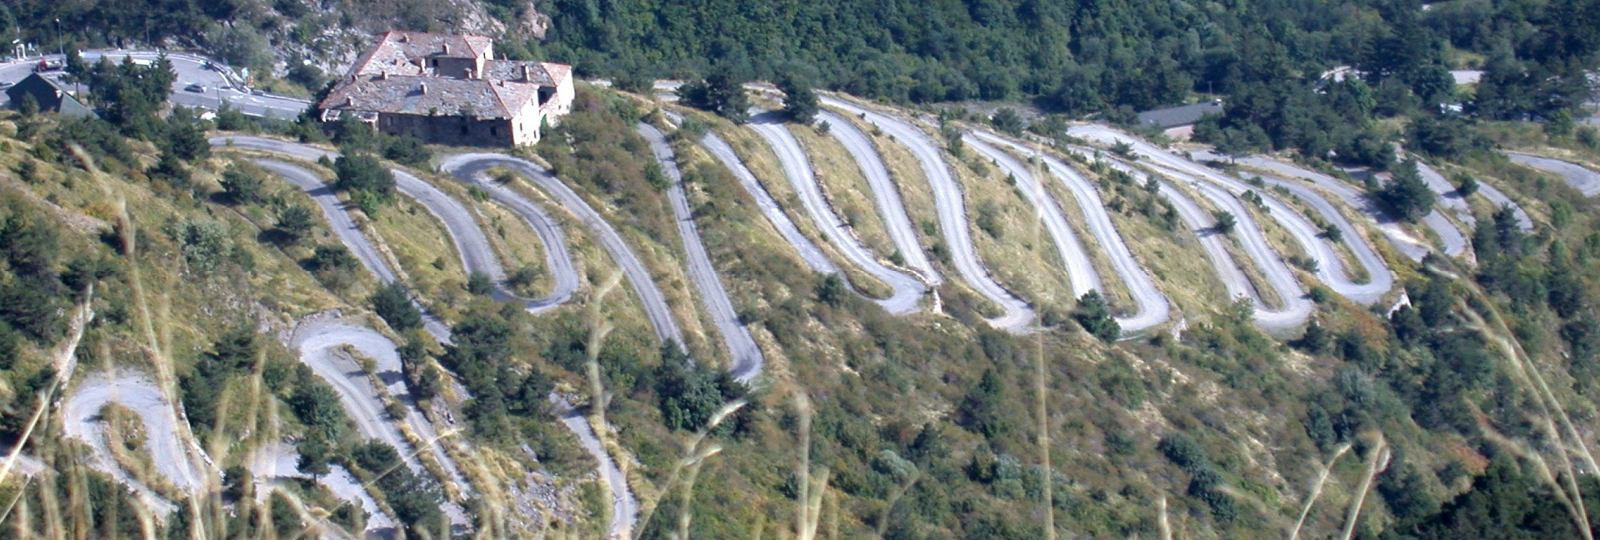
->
[[1064, 148, 1314, 331], [697, 131, 840, 275], [1069, 126, 1388, 305], [821, 96, 1034, 331], [62, 370, 197, 515], [1210, 155, 1442, 260], [637, 122, 765, 382], [1505, 152, 1600, 196], [748, 112, 927, 314], [972, 130, 1171, 333], [818, 110, 942, 284], [290, 317, 472, 529], [441, 154, 685, 346]]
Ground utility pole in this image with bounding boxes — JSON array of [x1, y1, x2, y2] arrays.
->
[[53, 19, 61, 57]]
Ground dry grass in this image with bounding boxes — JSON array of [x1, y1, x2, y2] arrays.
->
[[492, 152, 720, 361], [949, 147, 1079, 314], [478, 197, 553, 295], [787, 124, 898, 261], [1156, 178, 1290, 310], [490, 166, 689, 355], [714, 123, 894, 299], [662, 131, 797, 377]]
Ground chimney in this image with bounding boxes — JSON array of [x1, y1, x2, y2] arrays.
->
[[419, 83, 428, 95], [398, 33, 408, 43], [379, 72, 388, 80], [464, 67, 473, 79], [442, 44, 450, 55], [345, 96, 354, 106], [522, 65, 532, 82]]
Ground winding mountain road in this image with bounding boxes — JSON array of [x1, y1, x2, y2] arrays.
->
[[291, 317, 472, 529], [821, 96, 1034, 331], [1068, 126, 1391, 305], [637, 123, 765, 382], [818, 110, 941, 284], [748, 112, 927, 314], [962, 132, 1100, 299], [1206, 154, 1446, 260], [441, 154, 685, 346], [217, 136, 579, 315], [248, 443, 396, 535], [1065, 148, 1314, 330], [697, 131, 840, 275], [221, 138, 642, 538], [1410, 159, 1479, 230], [972, 130, 1171, 333], [1506, 152, 1600, 196], [63, 370, 203, 514], [1415, 159, 1532, 232], [1504, 151, 1593, 196]]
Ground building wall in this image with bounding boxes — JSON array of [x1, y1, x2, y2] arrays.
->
[[509, 101, 545, 146], [545, 75, 575, 125], [377, 112, 514, 147]]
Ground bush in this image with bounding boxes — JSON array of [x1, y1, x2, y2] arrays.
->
[[1376, 159, 1436, 222], [1212, 210, 1236, 234], [333, 153, 395, 204], [220, 164, 266, 205], [178, 220, 235, 275], [1073, 291, 1120, 343], [371, 282, 422, 331], [382, 136, 432, 168], [466, 271, 495, 296], [777, 76, 819, 123], [680, 68, 750, 123], [275, 205, 316, 243]]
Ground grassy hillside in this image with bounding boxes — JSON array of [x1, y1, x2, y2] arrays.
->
[[7, 62, 1600, 540]]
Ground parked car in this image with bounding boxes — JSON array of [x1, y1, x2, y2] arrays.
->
[[184, 84, 206, 93], [33, 59, 62, 72]]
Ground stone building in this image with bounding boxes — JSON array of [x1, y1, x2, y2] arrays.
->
[[317, 31, 574, 147]]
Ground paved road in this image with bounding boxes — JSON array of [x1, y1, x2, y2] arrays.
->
[[553, 396, 637, 539], [821, 96, 1034, 332], [290, 317, 472, 529], [1409, 159, 1479, 231], [749, 112, 927, 314], [1069, 126, 1389, 305], [222, 136, 580, 313], [1505, 152, 1600, 196], [249, 443, 396, 536], [818, 110, 941, 284], [638, 123, 765, 382], [441, 154, 686, 346], [962, 131, 1100, 300], [697, 130, 840, 275], [1064, 147, 1314, 330], [3, 51, 310, 118], [222, 149, 453, 341], [972, 130, 1171, 333], [1189, 152, 1395, 305], [62, 370, 199, 514], [1210, 155, 1443, 260]]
